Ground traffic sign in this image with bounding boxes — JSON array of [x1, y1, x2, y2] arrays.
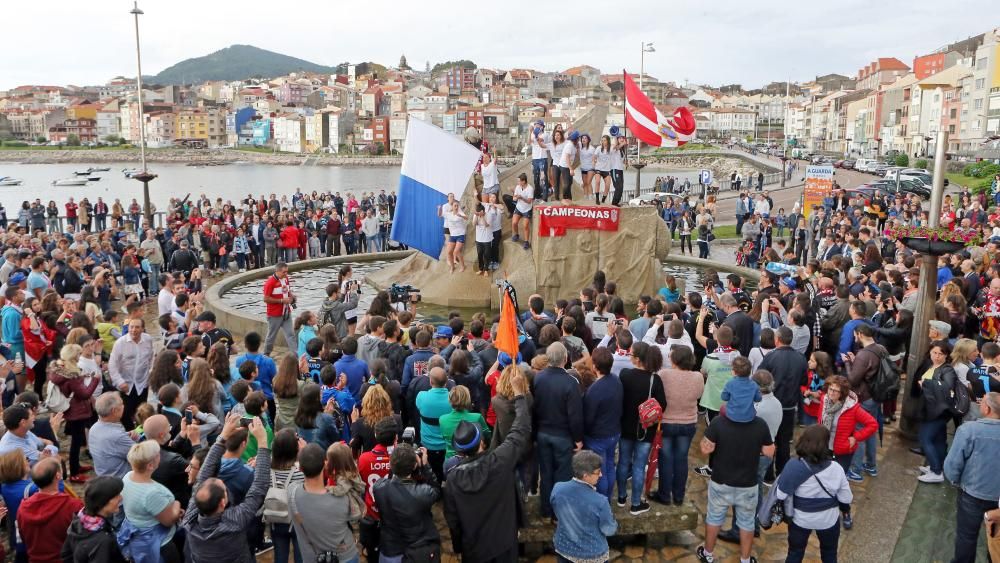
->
[[699, 169, 713, 185]]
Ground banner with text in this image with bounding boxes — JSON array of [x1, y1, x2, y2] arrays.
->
[[538, 205, 621, 237], [802, 165, 834, 218]]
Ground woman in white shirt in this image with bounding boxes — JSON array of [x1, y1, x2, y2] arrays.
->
[[594, 135, 613, 204], [438, 198, 468, 273], [547, 128, 566, 198], [474, 204, 493, 276], [485, 194, 504, 270], [557, 131, 580, 203], [578, 134, 596, 201], [481, 152, 500, 203]]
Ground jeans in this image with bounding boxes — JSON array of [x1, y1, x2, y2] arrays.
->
[[532, 158, 548, 201], [953, 490, 995, 563], [657, 423, 696, 503], [918, 414, 950, 474], [537, 432, 575, 517], [284, 248, 298, 263], [266, 245, 277, 266], [678, 234, 692, 254], [147, 263, 161, 296], [327, 235, 341, 256], [698, 241, 709, 258], [787, 520, 840, 563], [264, 315, 296, 356], [776, 408, 797, 475], [476, 241, 490, 272], [850, 399, 879, 471], [584, 434, 619, 500], [735, 216, 745, 237], [491, 230, 502, 265], [66, 418, 88, 475], [367, 236, 379, 254], [270, 523, 303, 563], [96, 215, 107, 230], [616, 438, 652, 505]]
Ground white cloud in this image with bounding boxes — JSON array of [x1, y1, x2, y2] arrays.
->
[[2, 0, 994, 89]]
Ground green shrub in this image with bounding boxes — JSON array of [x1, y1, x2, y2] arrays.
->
[[963, 164, 977, 176], [894, 154, 909, 167], [914, 159, 928, 170], [1, 141, 27, 147]]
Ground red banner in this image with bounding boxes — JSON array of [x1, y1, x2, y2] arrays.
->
[[537, 206, 620, 237]]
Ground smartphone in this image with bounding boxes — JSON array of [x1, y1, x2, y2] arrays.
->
[[615, 319, 625, 326], [238, 418, 252, 428], [184, 410, 193, 425]]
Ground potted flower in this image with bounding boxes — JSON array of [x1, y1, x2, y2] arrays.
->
[[883, 225, 983, 256]]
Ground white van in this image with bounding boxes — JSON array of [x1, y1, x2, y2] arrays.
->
[[855, 159, 876, 173]]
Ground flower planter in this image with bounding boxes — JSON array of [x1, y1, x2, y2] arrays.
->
[[901, 236, 965, 256]]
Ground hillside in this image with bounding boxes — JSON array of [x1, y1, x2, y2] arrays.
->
[[151, 45, 336, 84]]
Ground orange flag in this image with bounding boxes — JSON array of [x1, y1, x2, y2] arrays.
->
[[494, 282, 520, 359]]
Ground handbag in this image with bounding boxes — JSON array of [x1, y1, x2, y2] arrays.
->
[[636, 373, 663, 439]]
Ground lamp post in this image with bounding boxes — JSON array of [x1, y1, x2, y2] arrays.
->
[[900, 130, 948, 439], [130, 0, 156, 230], [633, 41, 655, 198]]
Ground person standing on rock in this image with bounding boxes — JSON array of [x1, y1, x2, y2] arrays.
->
[[263, 262, 297, 356], [611, 135, 627, 207], [509, 174, 534, 252]]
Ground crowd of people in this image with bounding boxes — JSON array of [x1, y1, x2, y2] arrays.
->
[[0, 165, 997, 563]]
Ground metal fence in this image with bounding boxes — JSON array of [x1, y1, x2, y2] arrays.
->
[[30, 211, 171, 233], [637, 171, 783, 198]]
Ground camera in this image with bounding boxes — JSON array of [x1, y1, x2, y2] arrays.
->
[[402, 426, 416, 445], [388, 283, 421, 304]]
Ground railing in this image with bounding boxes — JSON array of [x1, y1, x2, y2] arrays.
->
[[637, 171, 783, 197], [30, 211, 170, 233]]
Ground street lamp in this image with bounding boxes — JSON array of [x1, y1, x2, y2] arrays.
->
[[634, 42, 655, 197], [130, 0, 156, 229]]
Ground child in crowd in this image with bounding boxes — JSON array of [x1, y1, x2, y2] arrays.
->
[[775, 207, 787, 237], [320, 365, 356, 417], [303, 338, 329, 383], [237, 360, 260, 391], [801, 351, 833, 425], [241, 391, 273, 462], [720, 356, 761, 423], [229, 379, 251, 418], [133, 403, 156, 436]]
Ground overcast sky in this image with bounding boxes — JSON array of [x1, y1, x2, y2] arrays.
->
[[3, 0, 994, 91]]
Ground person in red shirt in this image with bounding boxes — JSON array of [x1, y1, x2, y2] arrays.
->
[[17, 457, 83, 563], [357, 418, 397, 559], [65, 197, 79, 229], [262, 262, 297, 355], [279, 221, 300, 264]]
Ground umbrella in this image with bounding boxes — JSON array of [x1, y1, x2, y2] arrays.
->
[[643, 425, 664, 496]]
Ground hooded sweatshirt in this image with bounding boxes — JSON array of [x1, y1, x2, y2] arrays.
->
[[17, 490, 83, 563], [217, 457, 254, 506]]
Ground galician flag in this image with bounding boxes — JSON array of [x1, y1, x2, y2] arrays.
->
[[623, 71, 697, 147], [391, 119, 482, 259]]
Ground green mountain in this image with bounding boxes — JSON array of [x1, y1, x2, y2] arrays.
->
[[151, 44, 336, 84]]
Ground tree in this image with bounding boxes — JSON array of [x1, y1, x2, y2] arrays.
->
[[914, 159, 928, 170], [36, 136, 47, 144], [66, 134, 81, 146], [894, 154, 909, 167], [431, 60, 477, 75], [103, 134, 121, 145]]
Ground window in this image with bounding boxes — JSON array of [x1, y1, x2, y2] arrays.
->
[[975, 99, 984, 110], [977, 58, 988, 70], [976, 78, 986, 90], [972, 119, 981, 130], [951, 108, 958, 119]]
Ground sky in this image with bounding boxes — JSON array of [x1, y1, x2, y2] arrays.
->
[[3, 0, 995, 91]]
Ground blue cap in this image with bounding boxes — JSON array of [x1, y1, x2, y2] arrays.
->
[[434, 325, 453, 339], [8, 272, 26, 286], [780, 277, 797, 290], [568, 130, 580, 141], [609, 125, 622, 138]]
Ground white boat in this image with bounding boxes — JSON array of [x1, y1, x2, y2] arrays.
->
[[123, 168, 140, 177], [91, 167, 110, 172], [87, 176, 101, 182], [0, 177, 23, 186], [73, 169, 93, 176], [52, 178, 88, 186]]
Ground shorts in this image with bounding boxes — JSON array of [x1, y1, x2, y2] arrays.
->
[[596, 170, 610, 178], [706, 481, 758, 531], [449, 234, 466, 244], [514, 208, 533, 219], [124, 283, 144, 296], [483, 183, 500, 195]]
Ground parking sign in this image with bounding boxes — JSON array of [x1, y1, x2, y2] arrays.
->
[[699, 169, 713, 185]]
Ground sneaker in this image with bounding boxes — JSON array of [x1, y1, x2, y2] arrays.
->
[[696, 545, 715, 563], [863, 464, 878, 477], [511, 234, 520, 242], [522, 241, 530, 250], [629, 501, 651, 515], [652, 494, 672, 505], [616, 496, 627, 508], [254, 540, 274, 555], [842, 514, 853, 530], [846, 469, 864, 482], [694, 465, 712, 478], [918, 465, 931, 474], [918, 471, 944, 484]]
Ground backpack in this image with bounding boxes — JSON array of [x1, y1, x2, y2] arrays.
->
[[869, 349, 901, 403], [949, 378, 972, 418], [44, 380, 72, 414], [261, 470, 295, 525]]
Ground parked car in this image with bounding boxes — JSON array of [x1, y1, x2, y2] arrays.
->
[[834, 159, 845, 168], [873, 163, 890, 176], [842, 159, 857, 170]]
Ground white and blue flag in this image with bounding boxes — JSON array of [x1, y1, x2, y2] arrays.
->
[[391, 119, 482, 259]]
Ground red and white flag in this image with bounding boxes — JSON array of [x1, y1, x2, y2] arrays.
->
[[623, 71, 696, 147]]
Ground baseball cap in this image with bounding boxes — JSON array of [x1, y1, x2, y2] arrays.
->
[[434, 325, 453, 339], [780, 277, 797, 290], [195, 311, 216, 323], [8, 272, 27, 286], [568, 131, 580, 141]]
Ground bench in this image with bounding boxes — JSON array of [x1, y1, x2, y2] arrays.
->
[[517, 496, 700, 558]]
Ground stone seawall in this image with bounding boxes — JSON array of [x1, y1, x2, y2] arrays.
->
[[0, 148, 403, 167], [643, 152, 779, 184]]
